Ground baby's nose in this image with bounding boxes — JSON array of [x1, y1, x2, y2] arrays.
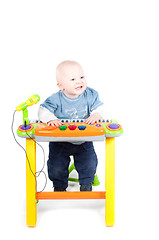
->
[[77, 78, 83, 83], [76, 80, 82, 85]]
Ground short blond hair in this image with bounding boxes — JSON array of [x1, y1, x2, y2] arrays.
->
[[56, 60, 82, 82]]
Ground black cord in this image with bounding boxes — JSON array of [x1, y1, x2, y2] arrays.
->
[[25, 131, 47, 192], [11, 110, 47, 192]]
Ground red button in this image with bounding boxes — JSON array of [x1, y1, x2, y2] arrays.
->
[[68, 125, 77, 130]]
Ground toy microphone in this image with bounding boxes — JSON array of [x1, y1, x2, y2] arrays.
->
[[16, 94, 40, 111]]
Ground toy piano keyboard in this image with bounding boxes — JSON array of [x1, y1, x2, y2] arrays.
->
[[17, 119, 123, 142]]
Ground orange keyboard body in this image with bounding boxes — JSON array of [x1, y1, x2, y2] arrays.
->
[[34, 122, 105, 142]]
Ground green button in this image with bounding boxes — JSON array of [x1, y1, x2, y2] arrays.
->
[[59, 126, 67, 131]]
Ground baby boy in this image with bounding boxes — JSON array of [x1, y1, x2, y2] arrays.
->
[[38, 60, 105, 191]]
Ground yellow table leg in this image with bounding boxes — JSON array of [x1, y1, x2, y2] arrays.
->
[[105, 137, 115, 227], [26, 138, 37, 227]]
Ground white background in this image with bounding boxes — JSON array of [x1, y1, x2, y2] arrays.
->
[[0, 0, 159, 239]]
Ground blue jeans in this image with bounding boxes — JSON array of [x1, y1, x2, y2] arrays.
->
[[47, 142, 98, 190]]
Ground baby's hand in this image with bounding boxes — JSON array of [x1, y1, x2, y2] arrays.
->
[[47, 119, 63, 127], [85, 112, 102, 124]]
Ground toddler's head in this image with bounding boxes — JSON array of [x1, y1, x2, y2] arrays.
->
[[56, 60, 87, 98]]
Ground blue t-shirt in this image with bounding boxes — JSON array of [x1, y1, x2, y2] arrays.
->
[[41, 87, 103, 119]]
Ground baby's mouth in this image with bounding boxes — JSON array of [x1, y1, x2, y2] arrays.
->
[[75, 85, 83, 90]]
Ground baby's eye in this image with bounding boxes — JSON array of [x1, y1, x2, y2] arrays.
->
[[71, 78, 75, 81], [81, 76, 84, 79]]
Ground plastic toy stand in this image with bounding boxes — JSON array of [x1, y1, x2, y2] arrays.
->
[[25, 136, 116, 227], [26, 138, 37, 227]]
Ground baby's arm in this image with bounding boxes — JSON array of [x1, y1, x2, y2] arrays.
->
[[38, 106, 63, 127], [85, 105, 105, 124], [85, 112, 102, 124], [47, 119, 63, 127]]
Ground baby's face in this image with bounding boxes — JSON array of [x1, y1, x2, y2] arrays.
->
[[58, 64, 87, 98]]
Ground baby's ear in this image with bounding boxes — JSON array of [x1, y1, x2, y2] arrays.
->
[[57, 82, 64, 91], [57, 82, 63, 91]]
